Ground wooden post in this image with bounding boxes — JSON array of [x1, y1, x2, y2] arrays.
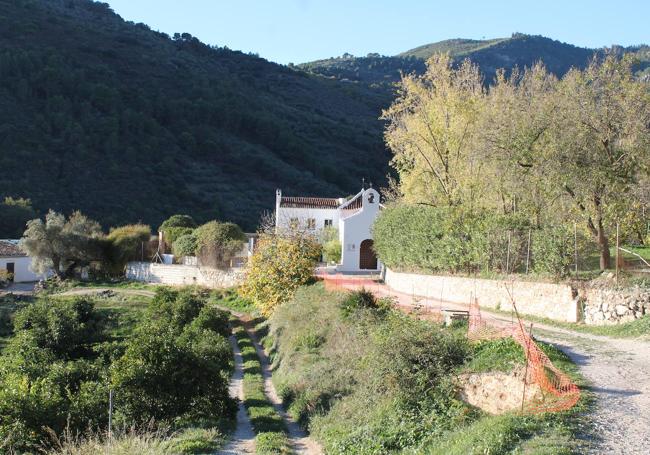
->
[[520, 323, 534, 412], [108, 389, 113, 443], [525, 229, 531, 274], [574, 222, 578, 278], [506, 230, 512, 274], [616, 222, 621, 285]]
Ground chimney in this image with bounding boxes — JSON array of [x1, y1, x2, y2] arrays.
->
[[275, 189, 282, 230]]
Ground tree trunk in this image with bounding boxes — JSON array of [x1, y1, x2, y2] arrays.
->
[[596, 221, 611, 271]]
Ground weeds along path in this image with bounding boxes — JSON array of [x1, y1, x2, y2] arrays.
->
[[243, 319, 323, 455], [218, 335, 256, 455], [321, 275, 650, 455], [57, 287, 156, 298]]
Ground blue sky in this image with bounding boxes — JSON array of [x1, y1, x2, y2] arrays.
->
[[104, 0, 649, 64]]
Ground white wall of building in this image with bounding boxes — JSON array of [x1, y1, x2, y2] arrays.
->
[[0, 256, 44, 282], [275, 207, 339, 233], [338, 188, 381, 272], [274, 188, 382, 272]]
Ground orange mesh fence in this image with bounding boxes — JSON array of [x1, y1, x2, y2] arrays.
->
[[467, 299, 580, 413], [318, 270, 580, 414]]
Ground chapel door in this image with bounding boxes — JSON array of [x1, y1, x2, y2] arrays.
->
[[359, 239, 377, 270]]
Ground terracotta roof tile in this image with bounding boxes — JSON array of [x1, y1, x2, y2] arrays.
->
[[0, 240, 26, 257], [280, 197, 340, 209]]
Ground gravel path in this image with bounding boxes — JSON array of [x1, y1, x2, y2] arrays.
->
[[530, 326, 650, 454], [325, 276, 650, 454], [244, 321, 323, 455], [218, 335, 256, 455]]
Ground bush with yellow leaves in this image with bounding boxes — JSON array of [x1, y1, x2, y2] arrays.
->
[[241, 232, 321, 316]]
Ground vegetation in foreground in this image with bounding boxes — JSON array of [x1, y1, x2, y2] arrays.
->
[[266, 284, 587, 454], [0, 287, 235, 453]]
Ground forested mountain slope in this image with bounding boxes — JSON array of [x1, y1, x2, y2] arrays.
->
[[0, 0, 390, 231], [299, 33, 649, 86]]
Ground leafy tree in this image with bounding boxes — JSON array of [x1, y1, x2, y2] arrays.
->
[[0, 298, 108, 451], [111, 289, 235, 424], [241, 232, 322, 316], [382, 54, 485, 207], [547, 54, 650, 269], [20, 210, 104, 278], [0, 197, 37, 238], [194, 221, 246, 268], [159, 214, 197, 231]]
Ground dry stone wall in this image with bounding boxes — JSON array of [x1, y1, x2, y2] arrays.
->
[[581, 286, 649, 325], [126, 261, 244, 288]]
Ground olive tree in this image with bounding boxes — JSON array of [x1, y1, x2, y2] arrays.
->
[[20, 210, 104, 278]]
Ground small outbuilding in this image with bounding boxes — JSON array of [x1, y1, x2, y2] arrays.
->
[[0, 240, 44, 283]]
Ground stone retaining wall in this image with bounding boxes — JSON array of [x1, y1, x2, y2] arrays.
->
[[126, 262, 244, 288], [384, 269, 650, 324], [384, 268, 580, 322], [581, 287, 649, 325]]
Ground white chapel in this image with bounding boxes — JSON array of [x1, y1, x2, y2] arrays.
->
[[274, 186, 382, 272]]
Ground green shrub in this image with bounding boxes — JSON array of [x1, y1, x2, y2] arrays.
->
[[10, 298, 101, 359], [163, 226, 195, 248], [159, 215, 197, 231], [0, 298, 109, 452], [166, 427, 225, 454], [105, 224, 151, 272], [339, 288, 390, 318], [531, 225, 592, 277], [111, 291, 235, 424], [173, 232, 198, 257], [194, 221, 246, 268]]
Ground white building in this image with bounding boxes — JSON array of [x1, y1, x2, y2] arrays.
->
[[0, 240, 44, 283], [275, 187, 382, 272]]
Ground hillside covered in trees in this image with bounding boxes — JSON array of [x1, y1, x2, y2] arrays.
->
[[0, 0, 390, 232], [299, 33, 650, 87]]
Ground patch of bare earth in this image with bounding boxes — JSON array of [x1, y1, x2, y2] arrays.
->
[[458, 367, 542, 415]]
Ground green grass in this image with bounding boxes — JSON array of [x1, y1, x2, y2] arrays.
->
[[492, 306, 650, 339], [232, 321, 290, 454], [266, 283, 590, 455], [463, 338, 526, 373], [212, 289, 257, 313]]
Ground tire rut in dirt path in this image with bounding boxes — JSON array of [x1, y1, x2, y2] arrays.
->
[[218, 335, 256, 455], [244, 321, 323, 455]]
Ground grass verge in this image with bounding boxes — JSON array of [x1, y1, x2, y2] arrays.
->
[[232, 320, 291, 454], [267, 283, 590, 454]]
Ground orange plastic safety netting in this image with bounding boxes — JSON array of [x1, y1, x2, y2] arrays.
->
[[318, 271, 580, 414], [469, 299, 580, 413]]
